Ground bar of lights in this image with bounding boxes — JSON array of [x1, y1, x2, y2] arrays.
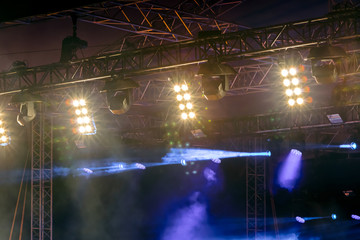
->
[[72, 99, 96, 135], [174, 83, 195, 120], [281, 66, 308, 107], [0, 119, 10, 146]]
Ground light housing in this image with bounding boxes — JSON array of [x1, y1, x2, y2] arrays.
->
[[11, 92, 43, 126]]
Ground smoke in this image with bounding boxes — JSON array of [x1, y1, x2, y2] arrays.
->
[[161, 191, 212, 240]]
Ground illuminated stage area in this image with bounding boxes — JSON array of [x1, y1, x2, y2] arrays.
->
[[1, 0, 360, 240]]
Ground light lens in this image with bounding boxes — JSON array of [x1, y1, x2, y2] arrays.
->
[[281, 69, 288, 77], [181, 113, 188, 119], [292, 78, 299, 85], [79, 99, 86, 106], [285, 89, 293, 96], [1, 136, 7, 142], [0, 128, 4, 134], [289, 67, 297, 76], [73, 100, 79, 107], [297, 98, 304, 105], [179, 104, 185, 110], [186, 103, 193, 109], [189, 112, 195, 119], [183, 93, 191, 101], [288, 99, 295, 106], [294, 87, 302, 95], [176, 95, 183, 101], [181, 84, 188, 91], [283, 79, 291, 87], [174, 85, 181, 92]]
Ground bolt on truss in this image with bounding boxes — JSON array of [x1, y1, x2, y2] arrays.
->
[[31, 103, 53, 240]]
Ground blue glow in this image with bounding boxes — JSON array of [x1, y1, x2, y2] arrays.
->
[[295, 216, 305, 223], [351, 214, 360, 220], [162, 148, 271, 164], [82, 168, 93, 174], [135, 163, 146, 170], [331, 214, 337, 220], [339, 142, 357, 150], [212, 158, 222, 164], [181, 159, 187, 166], [277, 149, 302, 191]]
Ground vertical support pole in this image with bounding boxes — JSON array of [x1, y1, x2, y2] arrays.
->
[[246, 137, 266, 239], [31, 103, 53, 240]]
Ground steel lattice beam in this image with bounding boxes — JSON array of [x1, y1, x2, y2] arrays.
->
[[31, 103, 53, 240], [0, 8, 359, 96]]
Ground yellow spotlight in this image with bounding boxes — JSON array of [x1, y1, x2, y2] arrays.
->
[[186, 103, 193, 109], [285, 89, 293, 96], [85, 125, 92, 132], [79, 126, 85, 133], [283, 79, 291, 87], [73, 100, 79, 107], [181, 84, 188, 91], [77, 117, 83, 124], [79, 99, 86, 106], [181, 112, 188, 119], [174, 85, 181, 92], [176, 95, 183, 101], [289, 67, 297, 76], [183, 93, 191, 101], [1, 136, 7, 142], [0, 128, 4, 134], [179, 104, 185, 110], [297, 98, 304, 105], [288, 99, 295, 106], [294, 87, 302, 95], [75, 109, 81, 115], [291, 78, 299, 85], [81, 108, 88, 114], [189, 112, 196, 119], [83, 116, 90, 124], [281, 69, 289, 77]]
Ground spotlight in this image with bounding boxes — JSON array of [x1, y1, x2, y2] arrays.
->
[[11, 92, 43, 126], [71, 98, 96, 135], [351, 214, 360, 220], [295, 216, 306, 224], [283, 79, 291, 87], [101, 77, 139, 115], [0, 119, 10, 146], [174, 85, 181, 92], [288, 99, 295, 106], [331, 214, 337, 220], [289, 67, 297, 76], [280, 65, 308, 107], [307, 45, 346, 84], [197, 57, 236, 100], [296, 98, 304, 105], [281, 69, 289, 77], [286, 89, 293, 96], [174, 82, 196, 120]]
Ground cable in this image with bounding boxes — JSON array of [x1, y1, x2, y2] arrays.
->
[[19, 183, 28, 240]]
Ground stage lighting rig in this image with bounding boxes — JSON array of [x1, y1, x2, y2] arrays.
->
[[174, 82, 196, 120], [307, 45, 346, 84], [71, 98, 96, 135], [281, 65, 310, 107], [11, 92, 43, 126], [101, 77, 139, 115], [60, 14, 88, 62], [197, 57, 236, 100], [0, 119, 10, 146]]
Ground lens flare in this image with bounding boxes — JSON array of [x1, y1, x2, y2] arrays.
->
[[174, 85, 181, 92], [281, 69, 289, 77]]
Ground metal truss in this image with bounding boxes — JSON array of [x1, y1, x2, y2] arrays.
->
[[0, 1, 246, 50], [0, 8, 359, 96], [31, 103, 53, 240]]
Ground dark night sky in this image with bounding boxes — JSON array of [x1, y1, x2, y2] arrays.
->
[[1, 1, 360, 240]]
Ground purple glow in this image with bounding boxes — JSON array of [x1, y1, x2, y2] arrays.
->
[[351, 214, 360, 220], [203, 168, 217, 183], [277, 149, 302, 191], [82, 168, 93, 174], [135, 163, 146, 170], [295, 216, 305, 223], [211, 158, 221, 164]]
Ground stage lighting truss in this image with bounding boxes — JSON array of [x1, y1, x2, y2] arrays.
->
[[71, 99, 96, 135], [0, 119, 10, 146], [281, 65, 310, 107], [174, 83, 196, 120]]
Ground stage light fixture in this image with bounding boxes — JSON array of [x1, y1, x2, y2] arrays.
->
[[174, 82, 196, 120], [71, 98, 96, 135], [280, 66, 308, 107], [351, 214, 360, 220], [11, 92, 43, 126], [197, 57, 236, 100], [307, 45, 346, 84], [101, 77, 139, 115], [0, 119, 10, 146], [331, 214, 337, 220], [295, 216, 306, 224]]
